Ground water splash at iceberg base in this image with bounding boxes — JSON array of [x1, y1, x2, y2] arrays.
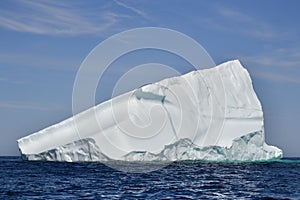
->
[[18, 60, 283, 171]]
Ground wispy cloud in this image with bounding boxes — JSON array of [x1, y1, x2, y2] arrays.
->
[[251, 70, 300, 84], [0, 52, 78, 71], [0, 76, 25, 84], [0, 101, 66, 111], [243, 56, 300, 69], [213, 7, 300, 83], [218, 7, 253, 23], [241, 48, 300, 68], [240, 47, 300, 84], [114, 0, 148, 19], [214, 6, 291, 40], [0, 0, 131, 36]]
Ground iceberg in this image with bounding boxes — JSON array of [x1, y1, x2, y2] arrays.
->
[[17, 60, 282, 162]]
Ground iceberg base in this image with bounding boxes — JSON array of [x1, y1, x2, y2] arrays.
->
[[21, 130, 282, 162]]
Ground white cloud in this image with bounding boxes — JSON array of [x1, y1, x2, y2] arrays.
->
[[0, 0, 127, 36]]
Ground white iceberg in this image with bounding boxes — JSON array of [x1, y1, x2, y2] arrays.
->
[[17, 60, 282, 162]]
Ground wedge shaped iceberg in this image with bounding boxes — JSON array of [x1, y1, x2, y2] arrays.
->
[[17, 60, 282, 162]]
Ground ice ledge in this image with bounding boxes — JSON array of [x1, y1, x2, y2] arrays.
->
[[21, 138, 110, 162], [21, 130, 282, 162], [124, 130, 282, 162]]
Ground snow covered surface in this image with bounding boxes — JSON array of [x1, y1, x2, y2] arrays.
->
[[17, 60, 283, 162]]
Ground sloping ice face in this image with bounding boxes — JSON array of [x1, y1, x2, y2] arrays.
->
[[17, 60, 283, 162]]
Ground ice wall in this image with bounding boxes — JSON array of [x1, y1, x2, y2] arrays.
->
[[17, 60, 283, 161]]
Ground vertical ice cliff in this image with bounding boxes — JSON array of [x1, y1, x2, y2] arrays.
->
[[17, 60, 282, 162]]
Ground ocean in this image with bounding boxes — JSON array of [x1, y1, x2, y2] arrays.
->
[[0, 157, 299, 199]]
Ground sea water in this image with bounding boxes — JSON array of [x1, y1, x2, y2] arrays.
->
[[0, 157, 299, 199]]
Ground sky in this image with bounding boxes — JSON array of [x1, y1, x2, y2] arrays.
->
[[0, 0, 299, 157]]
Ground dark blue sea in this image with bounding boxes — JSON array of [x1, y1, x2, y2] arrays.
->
[[0, 157, 299, 199]]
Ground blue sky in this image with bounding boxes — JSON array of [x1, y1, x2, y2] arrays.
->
[[0, 0, 299, 156]]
